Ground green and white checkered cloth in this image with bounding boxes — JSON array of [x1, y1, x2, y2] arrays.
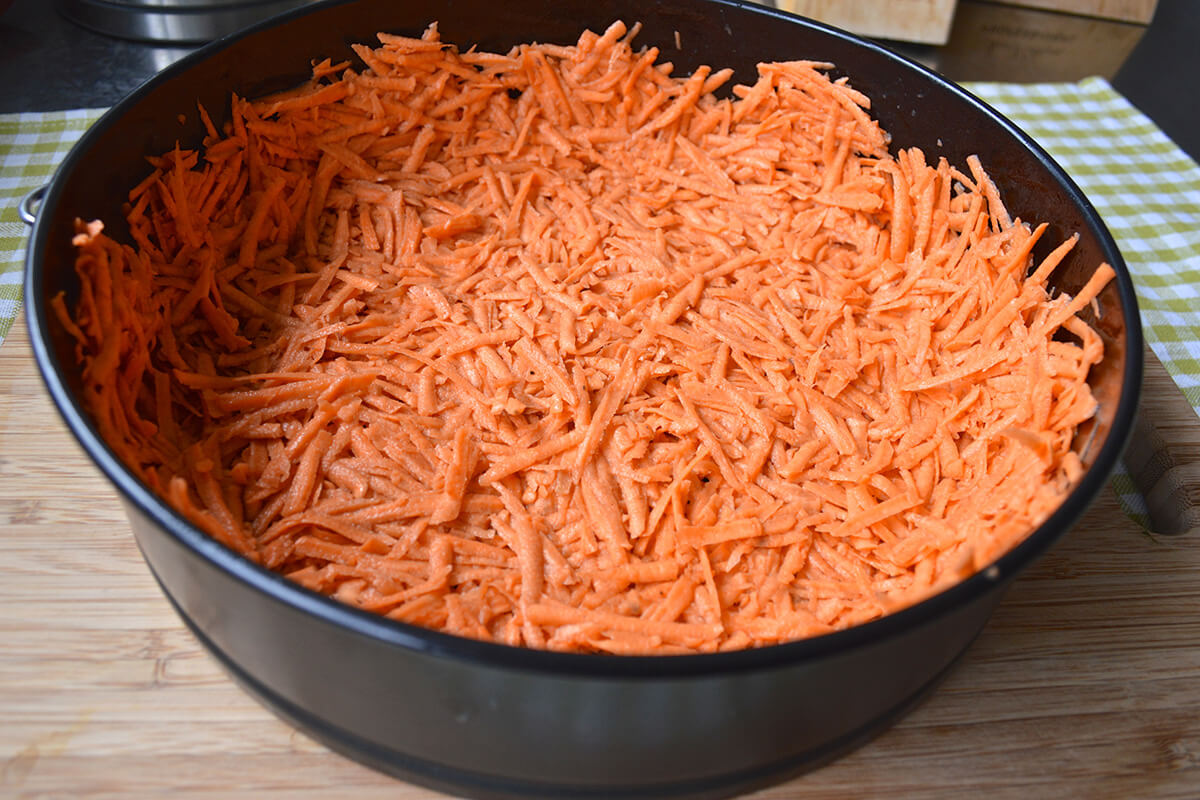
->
[[1, 79, 1197, 521], [0, 108, 106, 342]]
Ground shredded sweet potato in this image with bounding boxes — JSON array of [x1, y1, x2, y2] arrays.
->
[[60, 22, 1114, 654]]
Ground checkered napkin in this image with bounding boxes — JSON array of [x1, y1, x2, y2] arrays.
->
[[1, 80, 1197, 520], [0, 108, 106, 342]]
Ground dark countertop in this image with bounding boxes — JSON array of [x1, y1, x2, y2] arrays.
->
[[0, 0, 1197, 162]]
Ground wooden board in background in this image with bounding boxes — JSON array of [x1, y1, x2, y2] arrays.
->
[[998, 0, 1159, 24], [1, 315, 1198, 799], [776, 0, 960, 44], [935, 1, 1150, 82]]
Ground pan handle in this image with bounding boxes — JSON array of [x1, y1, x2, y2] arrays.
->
[[1123, 343, 1200, 535], [18, 184, 47, 226]]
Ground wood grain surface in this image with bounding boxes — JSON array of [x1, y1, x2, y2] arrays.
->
[[1, 315, 1198, 799]]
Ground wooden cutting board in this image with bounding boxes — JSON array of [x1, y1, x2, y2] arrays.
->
[[2, 315, 1198, 799]]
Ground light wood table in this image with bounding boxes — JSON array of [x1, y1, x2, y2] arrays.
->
[[2, 316, 1198, 799]]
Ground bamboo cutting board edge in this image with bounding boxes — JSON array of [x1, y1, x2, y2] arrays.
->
[[1, 315, 1198, 799]]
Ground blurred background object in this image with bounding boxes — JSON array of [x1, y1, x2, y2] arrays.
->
[[778, 0, 959, 44], [778, 0, 1157, 47], [931, 1, 1152, 81], [56, 0, 320, 43], [997, 0, 1157, 23]]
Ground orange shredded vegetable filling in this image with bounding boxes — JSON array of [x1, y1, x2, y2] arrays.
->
[[61, 22, 1114, 654]]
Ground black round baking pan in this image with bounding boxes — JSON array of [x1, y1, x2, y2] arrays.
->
[[24, 0, 1143, 797]]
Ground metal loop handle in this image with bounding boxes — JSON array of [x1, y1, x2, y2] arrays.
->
[[18, 185, 48, 226]]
